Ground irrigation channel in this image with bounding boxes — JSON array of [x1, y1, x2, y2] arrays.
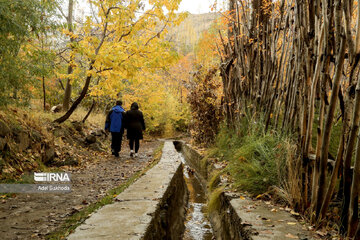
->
[[67, 141, 314, 239], [176, 143, 214, 240]]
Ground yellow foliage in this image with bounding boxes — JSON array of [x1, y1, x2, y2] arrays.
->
[[57, 0, 185, 99], [56, 0, 189, 135], [120, 68, 190, 135]]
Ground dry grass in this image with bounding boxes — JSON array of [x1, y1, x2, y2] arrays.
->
[[70, 108, 106, 127], [0, 106, 53, 141], [29, 99, 106, 128], [281, 141, 303, 209], [208, 170, 222, 192], [207, 187, 224, 213]]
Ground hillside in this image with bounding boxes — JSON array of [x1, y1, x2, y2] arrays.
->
[[167, 12, 220, 54]]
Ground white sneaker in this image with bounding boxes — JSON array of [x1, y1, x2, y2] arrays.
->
[[134, 153, 138, 158], [130, 150, 134, 157]]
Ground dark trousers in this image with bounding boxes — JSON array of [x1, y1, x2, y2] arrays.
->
[[111, 132, 123, 154], [129, 138, 140, 153]]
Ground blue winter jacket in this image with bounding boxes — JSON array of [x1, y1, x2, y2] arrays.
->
[[105, 105, 125, 133]]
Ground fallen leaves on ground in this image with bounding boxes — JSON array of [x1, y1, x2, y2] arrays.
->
[[290, 210, 300, 216], [315, 230, 327, 237], [259, 230, 273, 235], [285, 233, 298, 239]]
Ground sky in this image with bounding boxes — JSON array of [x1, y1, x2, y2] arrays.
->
[[74, 0, 226, 21], [177, 0, 216, 14]]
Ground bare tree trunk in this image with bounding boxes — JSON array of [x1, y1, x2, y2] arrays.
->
[[356, 1, 360, 55], [320, 116, 347, 219], [42, 76, 46, 111], [63, 67, 73, 111], [315, 36, 346, 219], [310, 50, 331, 223], [54, 61, 94, 123], [347, 75, 360, 238], [62, 0, 74, 111], [304, 25, 325, 158], [82, 99, 96, 123], [341, 70, 360, 234], [345, 7, 360, 233]]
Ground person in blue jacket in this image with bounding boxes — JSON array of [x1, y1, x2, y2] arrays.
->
[[105, 100, 126, 157]]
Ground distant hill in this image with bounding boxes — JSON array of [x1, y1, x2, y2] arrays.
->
[[167, 13, 220, 55]]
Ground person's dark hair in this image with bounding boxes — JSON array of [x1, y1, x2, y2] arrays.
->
[[116, 100, 122, 106], [131, 102, 139, 110]]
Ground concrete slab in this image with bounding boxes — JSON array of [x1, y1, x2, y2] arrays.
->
[[231, 198, 314, 240], [68, 201, 156, 240], [67, 141, 184, 240], [117, 167, 173, 201]]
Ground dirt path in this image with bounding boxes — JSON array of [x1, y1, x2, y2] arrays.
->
[[0, 140, 161, 240]]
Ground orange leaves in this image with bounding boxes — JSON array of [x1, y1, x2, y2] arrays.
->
[[188, 67, 222, 146]]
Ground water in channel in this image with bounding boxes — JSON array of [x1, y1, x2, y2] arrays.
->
[[180, 155, 214, 240]]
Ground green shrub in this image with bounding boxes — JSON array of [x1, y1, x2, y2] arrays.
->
[[210, 116, 293, 196], [228, 133, 288, 195]]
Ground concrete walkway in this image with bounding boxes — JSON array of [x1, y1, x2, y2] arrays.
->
[[230, 198, 314, 239], [67, 141, 183, 240]]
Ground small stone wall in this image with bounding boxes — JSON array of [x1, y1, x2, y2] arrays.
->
[[173, 140, 208, 184], [208, 193, 252, 240], [176, 141, 314, 240], [143, 161, 188, 240], [174, 141, 249, 239]]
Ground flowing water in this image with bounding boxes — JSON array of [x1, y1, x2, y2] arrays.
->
[[180, 155, 214, 240]]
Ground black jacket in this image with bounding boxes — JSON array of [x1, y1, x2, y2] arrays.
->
[[126, 103, 145, 139]]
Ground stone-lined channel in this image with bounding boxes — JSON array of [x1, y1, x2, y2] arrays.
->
[[177, 145, 214, 240], [67, 141, 215, 240]]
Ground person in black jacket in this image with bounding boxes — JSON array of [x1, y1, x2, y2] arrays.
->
[[105, 100, 126, 157], [125, 102, 145, 158]]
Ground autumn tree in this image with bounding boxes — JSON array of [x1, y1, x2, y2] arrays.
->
[[54, 0, 186, 123]]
